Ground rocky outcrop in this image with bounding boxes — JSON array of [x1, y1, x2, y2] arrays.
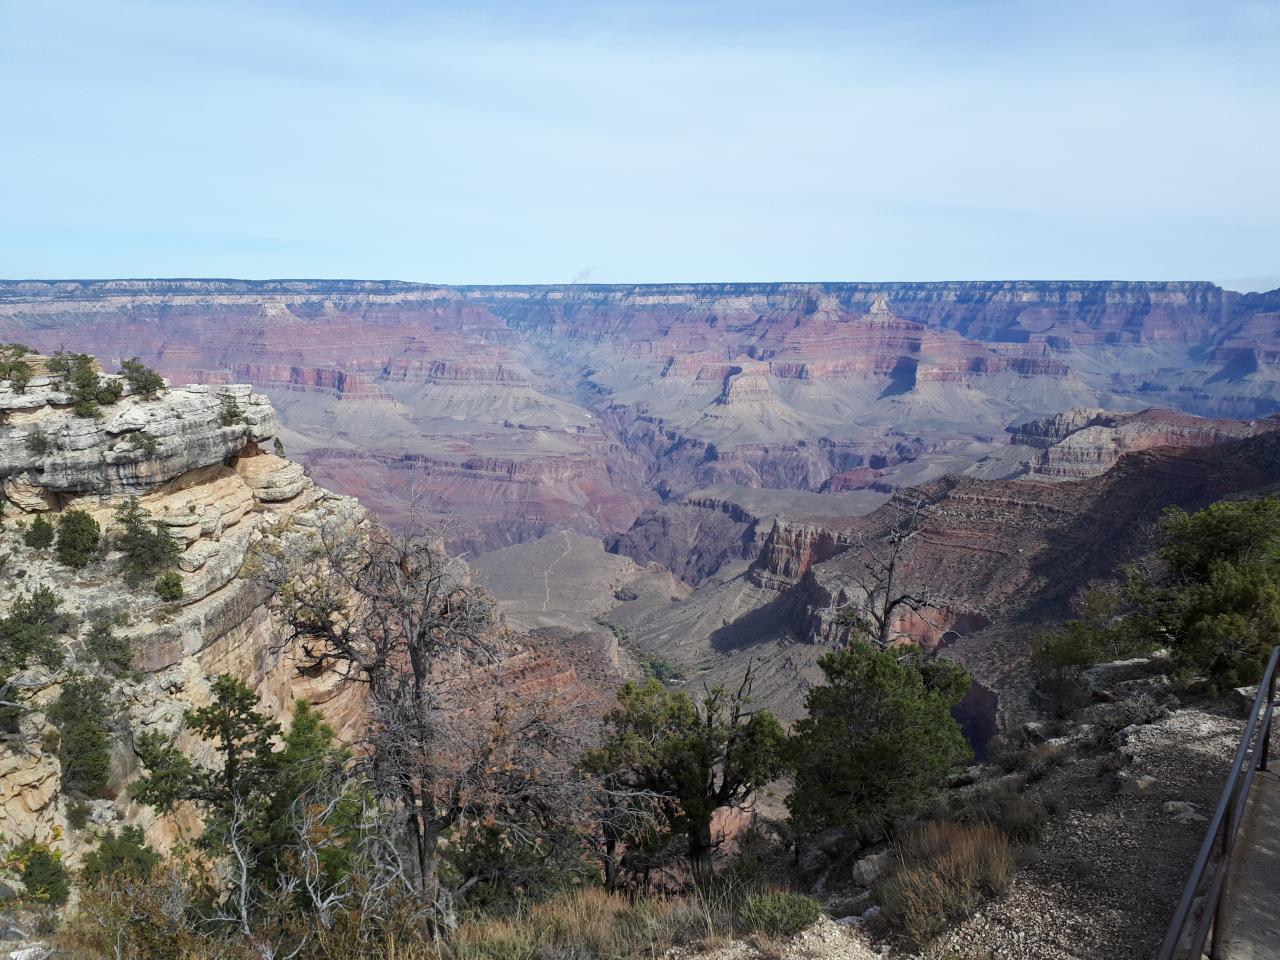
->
[[998, 408, 1280, 481], [0, 377, 274, 508], [605, 495, 764, 585]]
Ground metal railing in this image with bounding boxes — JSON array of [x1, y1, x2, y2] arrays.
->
[[1157, 645, 1279, 960]]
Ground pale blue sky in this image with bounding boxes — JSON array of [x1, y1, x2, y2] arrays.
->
[[2, 0, 1278, 288]]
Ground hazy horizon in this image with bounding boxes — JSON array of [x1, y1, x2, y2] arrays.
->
[[2, 275, 1278, 294]]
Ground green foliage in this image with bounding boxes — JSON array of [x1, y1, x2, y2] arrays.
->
[[49, 673, 112, 797], [114, 496, 180, 587], [55, 509, 101, 568], [155, 570, 184, 601], [0, 584, 69, 674], [641, 656, 683, 684], [0, 342, 34, 393], [737, 892, 821, 936], [84, 617, 133, 676], [24, 424, 51, 455], [1028, 588, 1158, 717], [0, 585, 68, 733], [219, 397, 245, 426], [49, 351, 120, 417], [130, 430, 160, 457], [22, 514, 54, 550], [133, 682, 349, 892], [787, 645, 972, 835], [12, 840, 71, 906], [120, 357, 165, 399], [583, 673, 787, 876], [1104, 497, 1280, 687], [1162, 498, 1280, 581], [81, 826, 161, 884], [272, 437, 285, 456], [67, 799, 91, 829], [156, 570, 184, 601]]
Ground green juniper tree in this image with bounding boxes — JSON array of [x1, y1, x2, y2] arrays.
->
[[48, 351, 121, 417], [788, 644, 972, 835], [0, 342, 34, 393], [1031, 497, 1280, 691], [113, 496, 180, 587], [49, 673, 112, 796], [81, 826, 161, 884], [23, 514, 54, 550], [133, 678, 348, 891], [119, 357, 165, 399], [55, 509, 101, 568], [583, 668, 787, 882]]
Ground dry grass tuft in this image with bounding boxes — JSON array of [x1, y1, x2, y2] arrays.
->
[[877, 821, 1016, 949]]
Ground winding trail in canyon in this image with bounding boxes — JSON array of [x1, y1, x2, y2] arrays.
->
[[542, 529, 575, 612]]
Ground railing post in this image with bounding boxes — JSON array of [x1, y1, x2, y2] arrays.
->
[[1210, 792, 1235, 960], [1262, 667, 1276, 772]]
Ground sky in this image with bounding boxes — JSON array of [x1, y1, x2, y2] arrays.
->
[[1, 0, 1278, 288]]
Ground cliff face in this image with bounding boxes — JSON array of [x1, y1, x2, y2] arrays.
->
[[0, 366, 370, 858], [1, 280, 1275, 558]]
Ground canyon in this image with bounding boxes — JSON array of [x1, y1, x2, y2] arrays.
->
[[3, 281, 1280, 744], [1, 279, 1276, 563]]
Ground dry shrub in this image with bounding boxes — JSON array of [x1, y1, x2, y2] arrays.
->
[[877, 822, 1016, 949], [59, 867, 750, 960], [450, 882, 751, 960], [57, 863, 249, 960], [958, 782, 1051, 841]]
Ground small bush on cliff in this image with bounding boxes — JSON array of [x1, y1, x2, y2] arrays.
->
[[85, 617, 133, 675], [48, 351, 121, 417], [1, 584, 69, 673], [10, 840, 71, 907], [50, 673, 112, 797], [788, 644, 972, 835], [219, 396, 245, 426], [114, 496, 180, 587], [55, 509, 101, 568], [23, 514, 55, 550], [25, 424, 51, 455], [120, 357, 165, 399], [155, 570, 184, 601], [82, 826, 161, 884], [0, 342, 34, 393], [737, 892, 821, 937], [130, 429, 160, 457]]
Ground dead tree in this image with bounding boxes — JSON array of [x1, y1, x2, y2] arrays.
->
[[254, 511, 591, 927], [834, 493, 949, 649]]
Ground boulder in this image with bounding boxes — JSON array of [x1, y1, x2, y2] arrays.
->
[[851, 850, 891, 886]]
